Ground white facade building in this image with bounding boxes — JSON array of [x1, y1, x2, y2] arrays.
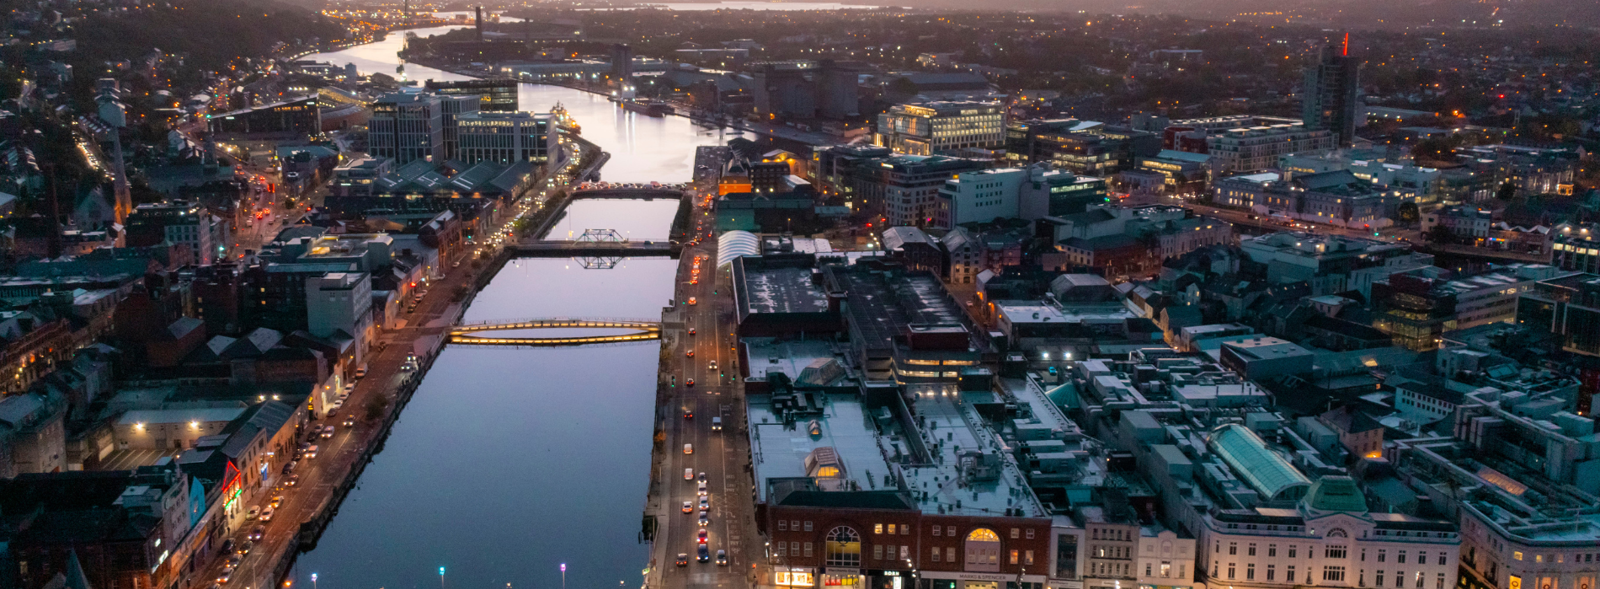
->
[[877, 101, 1006, 156], [1207, 123, 1336, 174], [455, 111, 558, 167]]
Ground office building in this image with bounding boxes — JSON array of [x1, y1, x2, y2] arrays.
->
[[1135, 150, 1212, 196], [934, 164, 1106, 227], [1279, 152, 1441, 202], [455, 111, 557, 166], [610, 44, 633, 80], [369, 92, 446, 164], [1515, 271, 1600, 357], [207, 96, 321, 139], [1303, 42, 1362, 147], [855, 155, 988, 226], [1006, 119, 1161, 177], [875, 101, 1005, 156], [424, 79, 519, 112], [124, 201, 229, 264], [1213, 170, 1390, 229]]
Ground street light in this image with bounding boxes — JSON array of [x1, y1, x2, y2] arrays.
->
[[311, 573, 318, 589], [561, 563, 568, 589], [439, 567, 446, 589]]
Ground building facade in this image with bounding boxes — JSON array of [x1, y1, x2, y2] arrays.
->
[[877, 102, 1006, 156]]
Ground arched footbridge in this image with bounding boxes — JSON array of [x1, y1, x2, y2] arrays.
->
[[449, 318, 662, 346]]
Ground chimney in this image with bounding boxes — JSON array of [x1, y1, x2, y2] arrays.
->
[[475, 6, 484, 42]]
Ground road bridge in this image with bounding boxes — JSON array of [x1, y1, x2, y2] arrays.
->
[[449, 318, 662, 346]]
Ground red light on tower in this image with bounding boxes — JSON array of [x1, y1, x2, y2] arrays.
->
[[1342, 32, 1349, 57]]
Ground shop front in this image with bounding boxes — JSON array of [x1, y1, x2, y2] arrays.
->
[[869, 570, 912, 589], [776, 567, 817, 588], [919, 571, 1047, 589], [824, 567, 865, 588]]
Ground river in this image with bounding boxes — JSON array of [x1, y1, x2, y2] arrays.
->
[[292, 30, 698, 589]]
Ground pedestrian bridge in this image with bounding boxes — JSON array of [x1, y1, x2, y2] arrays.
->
[[449, 318, 662, 347]]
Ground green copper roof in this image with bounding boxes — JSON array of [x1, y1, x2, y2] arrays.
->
[[1304, 476, 1369, 513]]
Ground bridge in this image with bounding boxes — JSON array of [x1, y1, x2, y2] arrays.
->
[[515, 228, 679, 262], [449, 318, 662, 347], [569, 187, 686, 200]]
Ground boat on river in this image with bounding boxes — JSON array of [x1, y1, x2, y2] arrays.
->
[[551, 102, 581, 135]]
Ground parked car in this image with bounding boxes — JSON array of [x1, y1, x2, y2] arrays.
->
[[245, 506, 260, 520]]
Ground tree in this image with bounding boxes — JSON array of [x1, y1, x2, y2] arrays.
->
[[1425, 223, 1455, 245], [1496, 181, 1518, 202], [1397, 202, 1420, 224], [364, 394, 390, 422]]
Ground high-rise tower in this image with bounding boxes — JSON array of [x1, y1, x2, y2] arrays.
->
[[1303, 34, 1361, 148]]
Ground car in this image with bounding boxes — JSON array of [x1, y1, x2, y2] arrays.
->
[[259, 506, 274, 521], [697, 544, 711, 562], [684, 443, 693, 455], [686, 350, 694, 358], [303, 445, 318, 458], [708, 360, 717, 370], [684, 468, 695, 480], [249, 526, 265, 541], [688, 327, 696, 336], [699, 496, 709, 511], [676, 553, 690, 567], [343, 416, 356, 427], [321, 426, 335, 439], [226, 555, 242, 570], [355, 365, 367, 379], [286, 474, 300, 486], [698, 481, 708, 496], [270, 495, 284, 508], [683, 501, 694, 513], [698, 512, 710, 527], [686, 378, 695, 387], [217, 571, 233, 585], [698, 471, 707, 482], [246, 506, 260, 520], [697, 529, 709, 544], [343, 383, 355, 395], [237, 540, 253, 555], [688, 297, 697, 305], [683, 408, 693, 419], [716, 549, 728, 566], [329, 399, 344, 410]]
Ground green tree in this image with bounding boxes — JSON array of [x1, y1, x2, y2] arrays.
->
[[1496, 181, 1518, 202], [364, 394, 390, 422], [1397, 202, 1420, 224]]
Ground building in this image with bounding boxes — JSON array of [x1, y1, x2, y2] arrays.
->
[[1279, 153, 1440, 202], [1514, 271, 1600, 357], [876, 101, 1006, 156], [206, 96, 321, 139], [124, 201, 229, 264], [1046, 204, 1234, 280], [1006, 119, 1161, 177], [369, 92, 446, 164], [1197, 474, 1460, 589], [1207, 123, 1337, 174], [856, 155, 988, 226], [424, 79, 519, 112], [1455, 144, 1578, 197], [934, 164, 1106, 228], [1302, 43, 1362, 147], [0, 391, 68, 477], [1134, 150, 1212, 197], [306, 271, 373, 345], [1218, 336, 1315, 379], [454, 111, 557, 166], [1216, 170, 1391, 229]]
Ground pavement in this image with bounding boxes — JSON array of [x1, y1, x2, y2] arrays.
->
[[648, 183, 761, 589]]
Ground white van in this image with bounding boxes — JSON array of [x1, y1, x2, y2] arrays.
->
[[711, 417, 723, 432], [684, 443, 693, 455]]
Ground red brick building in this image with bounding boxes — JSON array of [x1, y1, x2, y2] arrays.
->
[[765, 492, 1053, 589]]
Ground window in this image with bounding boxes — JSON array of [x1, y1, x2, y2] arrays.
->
[[824, 527, 859, 567], [1378, 572, 1386, 587], [1363, 549, 1369, 562], [932, 548, 941, 563], [947, 547, 955, 562], [792, 520, 800, 530], [1361, 570, 1367, 587], [1514, 552, 1524, 561], [1026, 550, 1034, 566], [1010, 550, 1020, 565], [1161, 563, 1172, 578], [1395, 572, 1404, 588], [1268, 565, 1276, 581], [1437, 573, 1446, 589], [1248, 564, 1257, 580], [1329, 546, 1348, 559], [1379, 550, 1387, 563], [1250, 543, 1258, 556], [1147, 564, 1153, 577], [948, 526, 956, 537], [777, 543, 787, 556], [1290, 546, 1298, 559], [875, 523, 883, 534], [1438, 554, 1447, 565], [1027, 529, 1036, 540], [887, 524, 895, 535], [901, 546, 909, 560], [804, 543, 813, 557], [1215, 542, 1221, 554], [1416, 572, 1425, 588], [1289, 566, 1297, 583], [1012, 528, 1021, 539], [1230, 542, 1238, 555], [874, 545, 884, 560], [1418, 552, 1426, 565], [1326, 567, 1346, 582], [1228, 565, 1236, 580], [1398, 551, 1407, 564], [902, 526, 910, 536], [1269, 544, 1278, 557], [779, 520, 788, 531]]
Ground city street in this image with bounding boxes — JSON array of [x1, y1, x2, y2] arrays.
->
[[653, 186, 760, 589]]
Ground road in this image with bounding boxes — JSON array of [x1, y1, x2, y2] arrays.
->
[[1132, 193, 1422, 243], [195, 167, 560, 589], [653, 183, 759, 589]]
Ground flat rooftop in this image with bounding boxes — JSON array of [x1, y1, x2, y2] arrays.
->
[[743, 266, 829, 315], [748, 394, 896, 503]]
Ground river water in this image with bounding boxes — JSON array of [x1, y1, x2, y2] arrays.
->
[[293, 29, 700, 589]]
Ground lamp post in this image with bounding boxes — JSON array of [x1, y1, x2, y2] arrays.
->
[[311, 573, 318, 589], [562, 563, 568, 589], [439, 567, 446, 589]]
